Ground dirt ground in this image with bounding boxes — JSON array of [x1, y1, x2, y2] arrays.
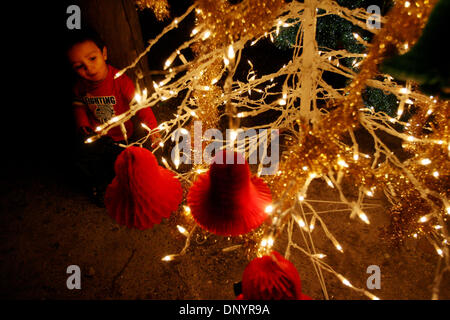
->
[[1, 158, 448, 300]]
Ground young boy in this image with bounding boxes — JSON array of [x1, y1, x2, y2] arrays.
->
[[66, 29, 159, 206]]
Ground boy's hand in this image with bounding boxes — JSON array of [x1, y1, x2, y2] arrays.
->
[[80, 126, 94, 137], [150, 132, 162, 149]]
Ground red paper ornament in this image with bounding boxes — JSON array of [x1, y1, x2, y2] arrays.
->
[[105, 146, 182, 230], [187, 150, 271, 236], [237, 251, 312, 300]]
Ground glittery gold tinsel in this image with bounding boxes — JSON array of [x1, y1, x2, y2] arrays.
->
[[377, 160, 447, 244], [265, 126, 369, 208], [135, 0, 170, 21], [194, 0, 284, 54], [379, 97, 449, 243], [186, 0, 284, 134], [186, 0, 285, 154], [328, 0, 438, 134], [363, 0, 448, 243], [189, 60, 223, 133]]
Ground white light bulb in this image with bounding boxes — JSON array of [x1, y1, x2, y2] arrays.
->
[[342, 278, 352, 287], [114, 71, 124, 79], [230, 130, 238, 142], [202, 30, 211, 40], [177, 225, 189, 237], [338, 159, 349, 168], [162, 255, 176, 261], [227, 45, 235, 59], [399, 87, 410, 94], [359, 212, 370, 224], [265, 205, 274, 214]]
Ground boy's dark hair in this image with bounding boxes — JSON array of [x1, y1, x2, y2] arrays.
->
[[64, 27, 106, 54]]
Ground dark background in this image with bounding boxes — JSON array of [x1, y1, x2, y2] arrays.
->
[[5, 1, 79, 175]]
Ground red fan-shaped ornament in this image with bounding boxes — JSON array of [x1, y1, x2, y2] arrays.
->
[[187, 150, 271, 236], [105, 146, 182, 230], [237, 251, 312, 300]]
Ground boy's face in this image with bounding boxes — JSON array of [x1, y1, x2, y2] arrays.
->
[[68, 40, 109, 82]]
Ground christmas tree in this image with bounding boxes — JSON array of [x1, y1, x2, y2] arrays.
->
[[89, 0, 449, 299]]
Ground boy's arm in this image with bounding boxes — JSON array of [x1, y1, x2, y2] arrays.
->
[[137, 106, 158, 130], [121, 76, 158, 130], [73, 97, 93, 135]]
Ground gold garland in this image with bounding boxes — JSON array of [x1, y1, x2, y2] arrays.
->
[[135, 0, 170, 21]]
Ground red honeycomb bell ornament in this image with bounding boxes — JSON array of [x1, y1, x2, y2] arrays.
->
[[237, 251, 312, 300], [105, 146, 182, 230], [187, 150, 272, 236]]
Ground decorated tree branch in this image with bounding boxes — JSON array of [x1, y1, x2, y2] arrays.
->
[[87, 0, 449, 300]]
